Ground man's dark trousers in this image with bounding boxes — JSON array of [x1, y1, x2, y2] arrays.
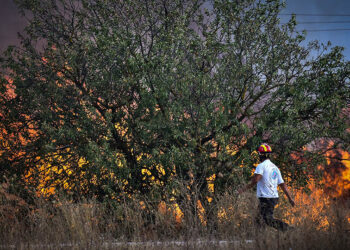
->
[[257, 198, 290, 232]]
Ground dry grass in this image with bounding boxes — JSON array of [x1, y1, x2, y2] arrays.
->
[[1, 182, 349, 250]]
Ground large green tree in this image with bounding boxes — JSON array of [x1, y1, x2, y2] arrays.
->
[[1, 0, 349, 220]]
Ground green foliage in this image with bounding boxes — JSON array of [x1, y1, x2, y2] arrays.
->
[[0, 0, 349, 208]]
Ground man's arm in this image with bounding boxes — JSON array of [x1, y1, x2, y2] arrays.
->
[[237, 174, 262, 194], [279, 183, 295, 207]]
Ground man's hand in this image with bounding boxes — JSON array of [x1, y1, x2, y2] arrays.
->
[[237, 174, 262, 195]]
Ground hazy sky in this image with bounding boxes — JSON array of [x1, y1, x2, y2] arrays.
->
[[280, 0, 350, 59], [1, 0, 350, 59]]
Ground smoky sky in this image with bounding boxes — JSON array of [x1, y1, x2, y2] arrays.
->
[[0, 0, 28, 52], [0, 0, 349, 58]]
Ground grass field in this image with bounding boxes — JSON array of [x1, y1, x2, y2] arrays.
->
[[1, 186, 349, 249]]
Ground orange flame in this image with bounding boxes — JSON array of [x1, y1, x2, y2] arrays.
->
[[283, 145, 350, 230]]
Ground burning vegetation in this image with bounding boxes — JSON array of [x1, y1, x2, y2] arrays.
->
[[1, 0, 350, 248], [281, 143, 350, 231]]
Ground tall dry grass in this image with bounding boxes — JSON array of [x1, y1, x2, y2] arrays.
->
[[1, 181, 349, 249]]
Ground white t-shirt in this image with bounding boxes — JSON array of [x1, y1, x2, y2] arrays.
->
[[254, 159, 284, 198]]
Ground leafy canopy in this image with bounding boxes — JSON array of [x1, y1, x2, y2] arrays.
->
[[0, 0, 349, 203]]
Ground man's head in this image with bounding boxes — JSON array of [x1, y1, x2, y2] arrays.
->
[[257, 143, 272, 162]]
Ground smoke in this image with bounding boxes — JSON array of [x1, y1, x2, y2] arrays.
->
[[0, 0, 27, 52]]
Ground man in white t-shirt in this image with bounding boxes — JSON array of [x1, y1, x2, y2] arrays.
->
[[238, 143, 295, 232]]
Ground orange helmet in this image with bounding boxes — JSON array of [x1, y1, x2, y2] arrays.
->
[[257, 143, 272, 154]]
